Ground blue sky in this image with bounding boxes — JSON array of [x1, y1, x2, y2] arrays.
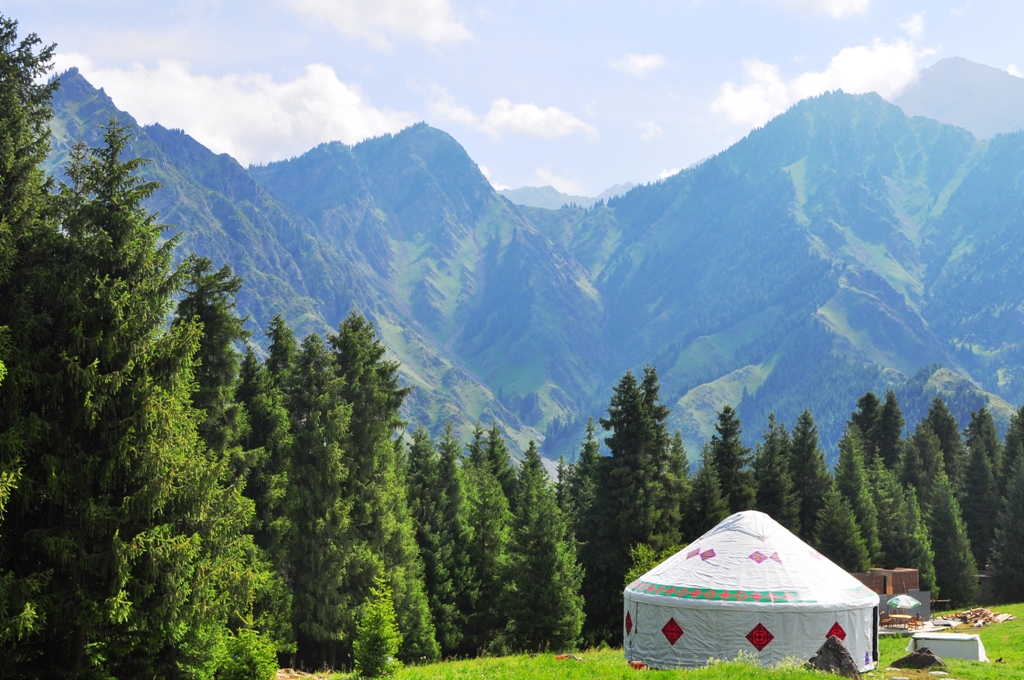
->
[[4, 1, 1024, 195]]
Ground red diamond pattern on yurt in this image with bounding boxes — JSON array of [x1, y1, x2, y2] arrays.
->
[[769, 552, 782, 563], [687, 548, 701, 559], [661, 618, 683, 646], [826, 621, 846, 641], [700, 549, 716, 561], [748, 551, 767, 563], [746, 623, 774, 651]]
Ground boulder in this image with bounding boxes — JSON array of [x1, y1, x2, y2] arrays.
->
[[890, 647, 947, 669], [805, 635, 861, 679]]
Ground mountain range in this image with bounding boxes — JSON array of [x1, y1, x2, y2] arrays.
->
[[498, 183, 636, 210], [46, 62, 1024, 461]]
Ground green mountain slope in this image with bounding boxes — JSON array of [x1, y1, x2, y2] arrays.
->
[[47, 72, 1023, 460]]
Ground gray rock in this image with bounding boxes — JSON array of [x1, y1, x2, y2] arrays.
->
[[891, 647, 947, 669], [804, 635, 861, 679]]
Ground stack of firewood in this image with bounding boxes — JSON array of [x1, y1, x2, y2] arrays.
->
[[956, 607, 1016, 626]]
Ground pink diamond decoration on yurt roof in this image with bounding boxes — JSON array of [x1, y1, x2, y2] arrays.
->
[[687, 548, 701, 559], [746, 623, 774, 651], [662, 618, 683, 646], [826, 621, 846, 641], [700, 549, 716, 561], [769, 552, 782, 563], [625, 611, 633, 635], [749, 551, 767, 563]]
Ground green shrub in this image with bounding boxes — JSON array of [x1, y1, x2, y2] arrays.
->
[[217, 628, 278, 680], [354, 576, 403, 677]]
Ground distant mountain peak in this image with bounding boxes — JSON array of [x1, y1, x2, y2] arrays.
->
[[498, 181, 635, 210], [892, 57, 1024, 138]]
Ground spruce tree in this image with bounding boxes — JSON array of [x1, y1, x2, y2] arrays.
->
[[992, 459, 1024, 602], [329, 311, 438, 664], [288, 333, 353, 669], [464, 444, 512, 651], [871, 461, 936, 592], [688, 443, 730, 537], [752, 413, 800, 533], [789, 409, 830, 542], [567, 417, 600, 535], [928, 473, 978, 608], [965, 407, 1003, 493], [710, 405, 755, 513], [962, 437, 999, 570], [849, 392, 880, 456], [659, 430, 690, 544], [901, 422, 944, 518], [813, 485, 870, 573], [173, 255, 249, 455], [925, 398, 968, 496], [0, 123, 263, 674], [1000, 406, 1024, 498], [434, 423, 475, 655], [872, 389, 905, 469], [504, 442, 584, 652], [0, 16, 56, 648], [485, 421, 518, 508], [834, 427, 881, 565], [582, 367, 674, 640]]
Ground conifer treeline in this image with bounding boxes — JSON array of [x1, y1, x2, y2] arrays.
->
[[4, 17, 1024, 677]]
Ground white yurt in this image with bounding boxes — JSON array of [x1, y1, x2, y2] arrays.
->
[[623, 511, 879, 671]]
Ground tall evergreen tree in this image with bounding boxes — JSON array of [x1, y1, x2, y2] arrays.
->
[[870, 461, 936, 592], [485, 421, 518, 508], [659, 431, 690, 544], [709, 405, 755, 513], [687, 443, 730, 538], [872, 389, 905, 469], [0, 16, 56, 647], [752, 414, 800, 533], [849, 392, 880, 455], [288, 333, 353, 670], [581, 367, 674, 640], [463, 443, 512, 651], [434, 423, 475, 656], [789, 409, 830, 542], [504, 442, 584, 652], [928, 473, 978, 608], [173, 256, 249, 454], [992, 458, 1024, 602], [965, 407, 1003, 493], [0, 123, 263, 674], [962, 436, 999, 570], [329, 311, 438, 664], [924, 398, 968, 496], [901, 422, 944, 518], [834, 427, 881, 565], [1000, 406, 1024, 498], [813, 485, 870, 573]]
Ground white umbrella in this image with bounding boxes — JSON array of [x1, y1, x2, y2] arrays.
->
[[888, 594, 921, 609]]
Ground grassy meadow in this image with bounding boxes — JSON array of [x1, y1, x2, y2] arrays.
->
[[324, 603, 1024, 680]]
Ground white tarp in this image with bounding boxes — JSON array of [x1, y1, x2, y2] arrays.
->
[[907, 633, 988, 662], [623, 511, 879, 671]]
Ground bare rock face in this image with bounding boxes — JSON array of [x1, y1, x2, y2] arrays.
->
[[805, 635, 861, 679], [890, 647, 947, 669]]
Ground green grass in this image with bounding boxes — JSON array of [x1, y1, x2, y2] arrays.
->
[[368, 603, 1024, 680]]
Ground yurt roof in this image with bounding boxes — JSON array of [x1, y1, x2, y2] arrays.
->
[[625, 511, 878, 611]]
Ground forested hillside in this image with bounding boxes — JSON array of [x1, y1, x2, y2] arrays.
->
[[43, 69, 1024, 462]]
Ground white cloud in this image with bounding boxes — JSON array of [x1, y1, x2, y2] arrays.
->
[[536, 167, 584, 195], [428, 89, 598, 140], [283, 0, 470, 48], [477, 164, 509, 190], [776, 0, 871, 18], [59, 54, 415, 165], [900, 12, 925, 37], [1008, 64, 1022, 78], [710, 39, 932, 127], [639, 121, 664, 141], [609, 53, 667, 78], [659, 168, 680, 180]]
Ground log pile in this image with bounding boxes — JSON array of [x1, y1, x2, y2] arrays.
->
[[956, 607, 1016, 626]]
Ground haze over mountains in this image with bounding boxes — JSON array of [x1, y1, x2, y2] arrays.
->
[[46, 61, 1024, 461], [498, 183, 636, 210]]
